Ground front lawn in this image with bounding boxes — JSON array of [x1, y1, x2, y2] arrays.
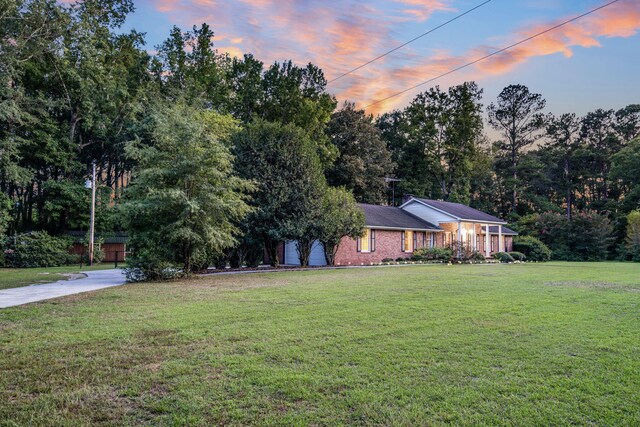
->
[[1, 262, 639, 425], [0, 263, 121, 290]]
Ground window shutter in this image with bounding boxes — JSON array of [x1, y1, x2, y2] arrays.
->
[[357, 235, 361, 252], [371, 229, 376, 252], [401, 231, 405, 252], [413, 232, 417, 250]]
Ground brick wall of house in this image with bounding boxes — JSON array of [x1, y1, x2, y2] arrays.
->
[[330, 227, 514, 265], [334, 229, 429, 265]]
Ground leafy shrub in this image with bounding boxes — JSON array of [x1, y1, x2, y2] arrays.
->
[[381, 258, 394, 263], [124, 265, 181, 282], [493, 252, 515, 263], [3, 231, 74, 267], [508, 251, 526, 261], [469, 251, 486, 262], [396, 257, 407, 262], [124, 245, 184, 282], [414, 246, 454, 262], [513, 236, 551, 262]]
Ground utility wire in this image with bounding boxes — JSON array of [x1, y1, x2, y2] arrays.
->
[[363, 0, 621, 109], [327, 0, 493, 84]]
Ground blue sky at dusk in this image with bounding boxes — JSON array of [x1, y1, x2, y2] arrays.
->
[[121, 0, 640, 116]]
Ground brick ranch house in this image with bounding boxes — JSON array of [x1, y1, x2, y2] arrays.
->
[[282, 196, 516, 266]]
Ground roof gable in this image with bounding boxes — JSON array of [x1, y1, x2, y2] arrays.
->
[[404, 198, 506, 224]]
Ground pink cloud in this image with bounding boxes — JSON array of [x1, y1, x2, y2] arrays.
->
[[394, 0, 455, 21], [146, 0, 639, 115], [360, 1, 640, 114]]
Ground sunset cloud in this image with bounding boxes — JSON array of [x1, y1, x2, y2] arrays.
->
[[360, 1, 640, 114], [474, 1, 640, 75], [146, 0, 640, 115], [394, 0, 455, 21]]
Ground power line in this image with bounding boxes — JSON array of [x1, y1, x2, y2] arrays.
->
[[327, 0, 493, 84], [363, 0, 621, 109]]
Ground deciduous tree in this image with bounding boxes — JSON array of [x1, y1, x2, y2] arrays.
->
[[318, 187, 365, 266], [327, 102, 394, 204], [124, 103, 251, 278], [232, 120, 326, 266]]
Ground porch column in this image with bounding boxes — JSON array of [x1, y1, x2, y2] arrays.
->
[[485, 224, 490, 257], [498, 225, 504, 253], [472, 224, 477, 251], [456, 221, 462, 257]]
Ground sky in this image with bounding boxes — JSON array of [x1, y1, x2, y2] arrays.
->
[[121, 0, 640, 116]]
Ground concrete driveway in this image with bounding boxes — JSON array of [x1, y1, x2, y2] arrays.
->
[[0, 269, 127, 308]]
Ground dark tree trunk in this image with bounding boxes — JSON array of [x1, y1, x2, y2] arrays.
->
[[265, 238, 280, 267], [511, 155, 518, 214], [322, 241, 338, 266], [564, 157, 572, 219], [296, 238, 313, 267]]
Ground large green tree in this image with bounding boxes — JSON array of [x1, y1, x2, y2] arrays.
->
[[379, 82, 484, 204], [326, 102, 394, 204], [404, 82, 484, 202], [611, 137, 640, 212], [232, 120, 326, 266], [318, 187, 365, 266], [124, 103, 250, 277]]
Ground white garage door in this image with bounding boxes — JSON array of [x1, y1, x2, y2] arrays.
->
[[284, 240, 327, 266]]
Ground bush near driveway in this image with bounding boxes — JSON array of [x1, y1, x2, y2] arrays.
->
[[3, 231, 76, 268]]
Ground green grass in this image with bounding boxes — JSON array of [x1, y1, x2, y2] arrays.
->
[[1, 262, 639, 426], [0, 263, 121, 290]]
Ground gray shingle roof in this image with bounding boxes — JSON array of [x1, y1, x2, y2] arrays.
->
[[66, 231, 129, 244], [411, 198, 506, 223], [481, 225, 518, 235], [359, 204, 441, 231]]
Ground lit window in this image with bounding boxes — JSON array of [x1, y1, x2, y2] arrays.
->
[[360, 229, 370, 252], [404, 230, 413, 252]]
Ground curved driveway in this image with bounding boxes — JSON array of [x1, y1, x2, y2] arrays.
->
[[0, 269, 127, 308]]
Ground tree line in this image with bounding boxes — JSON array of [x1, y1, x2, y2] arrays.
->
[[1, 0, 639, 274]]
